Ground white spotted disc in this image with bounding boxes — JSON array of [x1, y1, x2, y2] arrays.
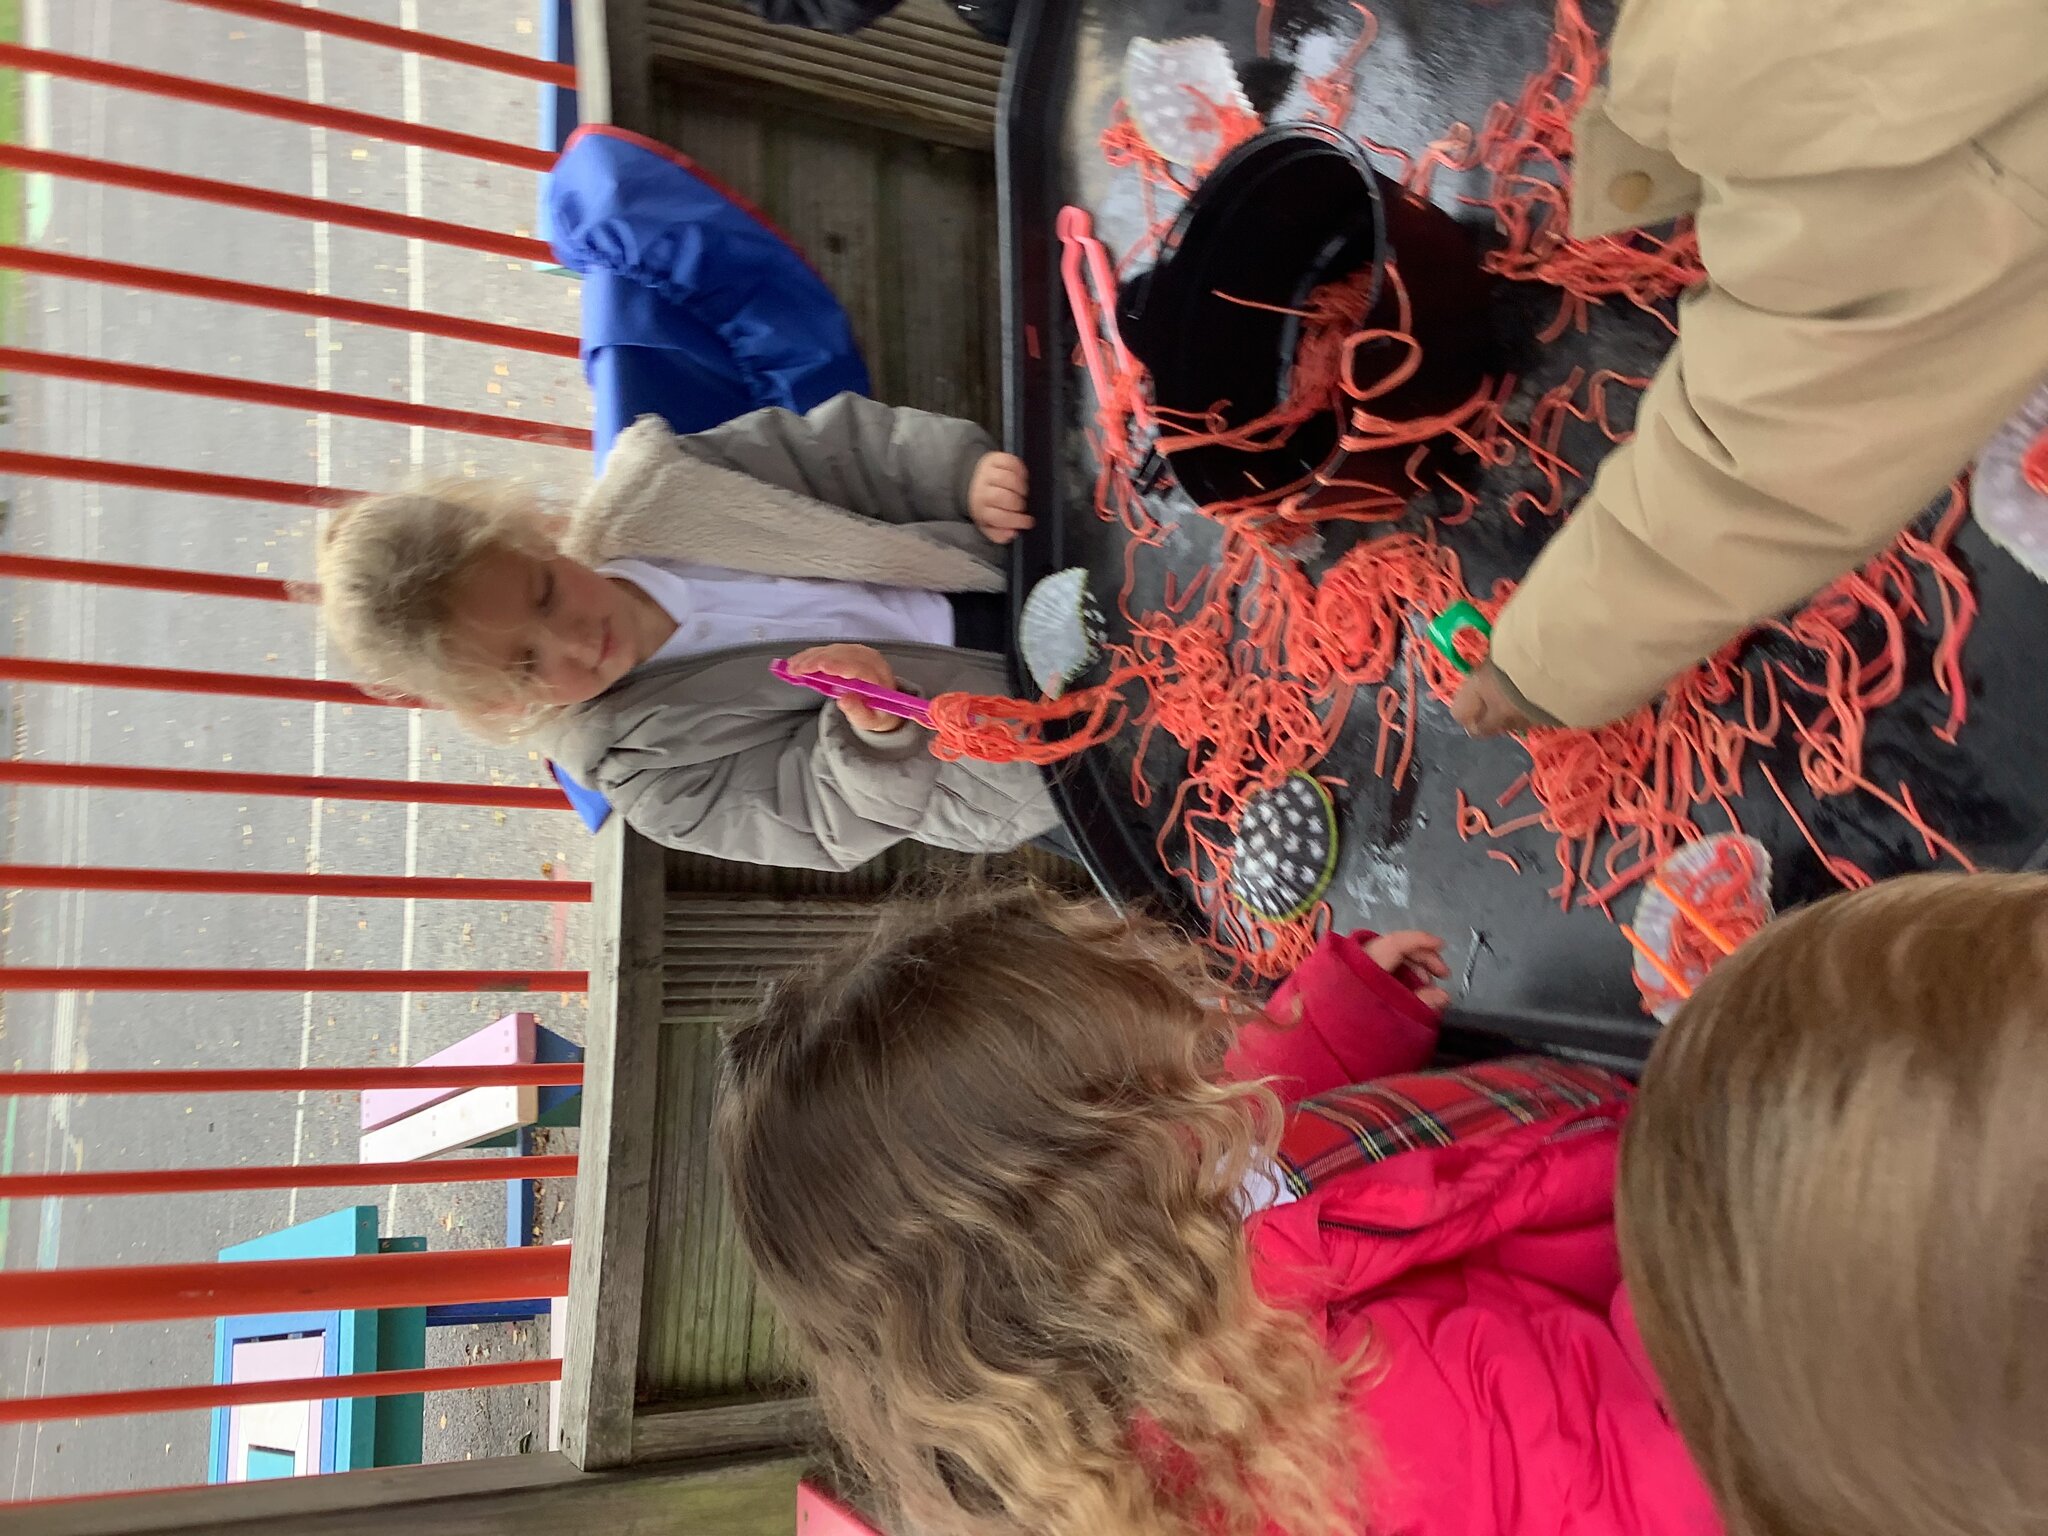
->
[[1228, 772, 1339, 922], [1629, 833, 1773, 1025], [1123, 36, 1255, 169], [1018, 566, 1104, 699]]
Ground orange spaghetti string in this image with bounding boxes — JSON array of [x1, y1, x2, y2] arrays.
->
[[940, 0, 1980, 978], [1304, 5, 1381, 128], [2024, 426, 2048, 497]]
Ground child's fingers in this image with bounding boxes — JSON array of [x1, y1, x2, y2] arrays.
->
[[1404, 933, 1449, 973], [838, 699, 903, 734], [785, 644, 907, 734], [971, 504, 1035, 547], [1413, 985, 1451, 1013], [1366, 929, 1448, 977], [788, 643, 892, 688]]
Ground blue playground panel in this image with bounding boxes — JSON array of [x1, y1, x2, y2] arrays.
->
[[208, 1209, 427, 1482]]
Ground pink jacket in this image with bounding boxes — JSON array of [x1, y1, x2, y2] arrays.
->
[[1224, 935, 1721, 1536]]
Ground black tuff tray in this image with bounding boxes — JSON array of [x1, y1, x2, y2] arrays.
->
[[997, 0, 2048, 1066]]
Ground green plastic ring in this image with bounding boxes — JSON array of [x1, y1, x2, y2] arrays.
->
[[1425, 601, 1492, 674]]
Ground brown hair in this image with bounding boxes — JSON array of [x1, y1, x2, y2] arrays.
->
[[715, 881, 1366, 1536], [1619, 872, 2048, 1536], [314, 476, 562, 733]]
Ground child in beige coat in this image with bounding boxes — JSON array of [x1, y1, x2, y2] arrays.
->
[[1456, 0, 2048, 735]]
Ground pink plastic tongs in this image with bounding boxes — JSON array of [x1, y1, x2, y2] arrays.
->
[[770, 658, 934, 729], [1056, 205, 1153, 429]]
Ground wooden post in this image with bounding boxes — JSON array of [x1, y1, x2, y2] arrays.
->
[[572, 0, 652, 133], [557, 819, 667, 1469]]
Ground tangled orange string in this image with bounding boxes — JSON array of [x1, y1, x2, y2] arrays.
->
[[927, 0, 1978, 980]]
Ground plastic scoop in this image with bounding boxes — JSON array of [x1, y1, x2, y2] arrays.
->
[[770, 659, 934, 729], [1424, 601, 1492, 674]]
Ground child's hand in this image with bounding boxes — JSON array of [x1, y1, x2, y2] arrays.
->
[[787, 643, 911, 736], [1451, 663, 1536, 738], [967, 452, 1034, 545], [1364, 930, 1451, 1012]]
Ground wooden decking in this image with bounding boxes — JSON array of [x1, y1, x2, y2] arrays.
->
[[646, 78, 1006, 431], [560, 0, 1058, 1487], [644, 0, 1005, 150], [26, 1451, 807, 1536]]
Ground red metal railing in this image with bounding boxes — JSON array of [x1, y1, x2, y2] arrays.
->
[[164, 0, 580, 88], [0, 655, 398, 705], [0, 347, 593, 449], [0, 44, 559, 173], [4, 1360, 566, 1426], [0, 1, 600, 1499], [0, 447, 361, 503], [0, 145, 555, 262], [0, 967, 589, 992], [0, 551, 305, 600], [0, 1155, 579, 1201], [0, 865, 591, 901], [0, 246, 581, 358], [0, 759, 571, 808], [2, 1248, 577, 1326], [4, 1065, 587, 1094]]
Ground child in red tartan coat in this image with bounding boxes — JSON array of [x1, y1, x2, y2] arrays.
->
[[716, 883, 1716, 1536]]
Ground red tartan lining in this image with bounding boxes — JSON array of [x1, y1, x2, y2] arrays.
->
[[1278, 1058, 1631, 1195]]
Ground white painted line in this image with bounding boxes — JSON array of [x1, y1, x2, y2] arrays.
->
[[21, 0, 54, 241], [286, 21, 336, 1225], [13, 0, 111, 1498], [390, 0, 428, 1226], [17, 0, 112, 1495]]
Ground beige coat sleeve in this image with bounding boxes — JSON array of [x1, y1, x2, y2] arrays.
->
[[1490, 117, 2048, 728]]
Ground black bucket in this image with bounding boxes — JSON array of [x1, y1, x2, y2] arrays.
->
[[1122, 123, 1492, 509]]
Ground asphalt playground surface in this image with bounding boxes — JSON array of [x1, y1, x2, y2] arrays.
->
[[0, 0, 597, 1497]]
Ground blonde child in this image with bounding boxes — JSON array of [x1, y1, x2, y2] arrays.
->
[[716, 882, 1717, 1536], [317, 392, 1060, 871], [1620, 873, 2048, 1536]]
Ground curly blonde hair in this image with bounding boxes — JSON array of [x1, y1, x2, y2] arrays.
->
[[314, 476, 562, 733], [1621, 873, 2048, 1536], [716, 882, 1367, 1536]]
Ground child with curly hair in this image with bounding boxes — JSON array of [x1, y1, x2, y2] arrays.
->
[[717, 882, 1715, 1536]]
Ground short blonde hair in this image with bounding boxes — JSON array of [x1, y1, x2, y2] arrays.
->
[[1620, 873, 2048, 1536], [316, 476, 560, 731]]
